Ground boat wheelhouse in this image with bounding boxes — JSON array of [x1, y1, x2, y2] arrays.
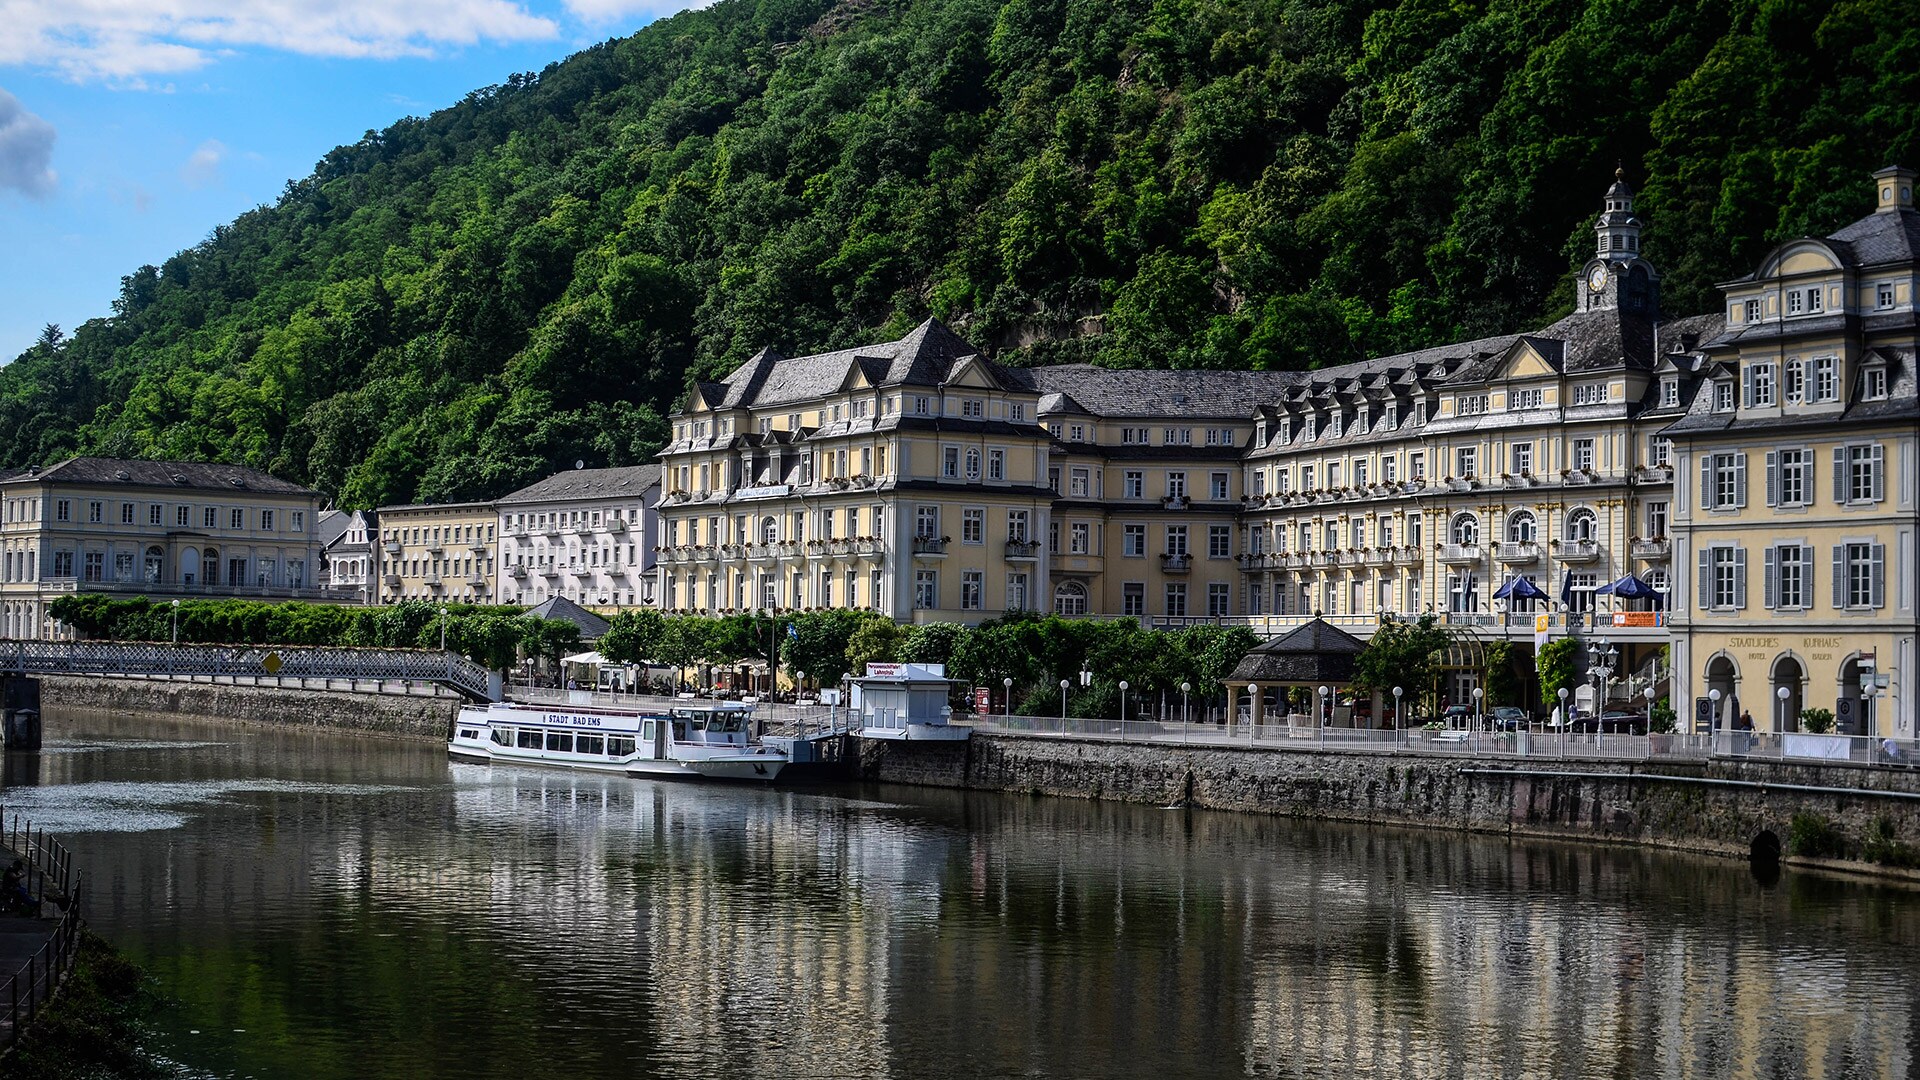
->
[[449, 700, 786, 781]]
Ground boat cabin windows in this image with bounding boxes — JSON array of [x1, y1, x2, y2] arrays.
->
[[545, 732, 573, 752], [516, 729, 541, 749], [607, 736, 637, 757], [460, 728, 481, 741], [490, 728, 512, 746], [575, 735, 605, 755]]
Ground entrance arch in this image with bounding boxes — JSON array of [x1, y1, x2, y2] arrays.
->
[[1052, 581, 1088, 616], [1771, 654, 1804, 733], [1838, 653, 1875, 735], [1703, 652, 1738, 730]]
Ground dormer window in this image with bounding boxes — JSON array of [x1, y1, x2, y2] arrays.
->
[[1660, 378, 1678, 407], [1864, 365, 1889, 401], [1386, 404, 1399, 429], [1877, 282, 1896, 310], [1255, 420, 1268, 446], [1744, 299, 1761, 323], [1303, 417, 1317, 440], [961, 399, 983, 419], [1713, 380, 1734, 412], [1806, 287, 1824, 314], [1787, 291, 1804, 316]]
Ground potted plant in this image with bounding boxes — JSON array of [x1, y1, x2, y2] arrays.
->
[[1648, 700, 1677, 751]]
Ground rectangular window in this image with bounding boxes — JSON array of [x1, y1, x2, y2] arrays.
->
[[1714, 382, 1734, 412], [1383, 457, 1398, 485], [1447, 571, 1478, 614], [1572, 439, 1595, 471], [1122, 582, 1145, 617], [1165, 473, 1187, 499], [1813, 357, 1838, 402], [1648, 437, 1670, 467], [1069, 424, 1085, 442], [1070, 523, 1090, 555], [147, 503, 161, 525], [1572, 383, 1606, 406], [1006, 573, 1029, 611], [120, 503, 134, 525], [960, 571, 983, 610], [1877, 282, 1896, 309], [1660, 379, 1679, 407], [1048, 467, 1061, 494], [1787, 290, 1804, 316], [1508, 388, 1543, 410], [1838, 542, 1885, 609], [1165, 526, 1188, 556], [914, 506, 939, 539], [1806, 287, 1824, 314], [1747, 362, 1776, 407], [1164, 583, 1188, 617], [987, 449, 1004, 481], [1210, 472, 1229, 500], [1006, 510, 1029, 543], [231, 508, 244, 529], [1701, 546, 1745, 610], [1352, 460, 1368, 487], [83, 552, 102, 582], [1704, 452, 1747, 510], [175, 505, 189, 527], [1456, 447, 1477, 479], [1207, 526, 1231, 559], [1646, 501, 1668, 539], [1769, 448, 1809, 507], [1123, 525, 1146, 557], [914, 571, 938, 610], [942, 447, 959, 479], [52, 499, 69, 522], [961, 508, 983, 545], [88, 501, 102, 523], [1744, 298, 1762, 323], [1843, 444, 1884, 504], [1457, 394, 1489, 415], [1069, 468, 1090, 497], [1409, 453, 1425, 481], [1207, 583, 1230, 617], [1768, 544, 1808, 609], [1123, 471, 1143, 499], [1866, 366, 1889, 400]]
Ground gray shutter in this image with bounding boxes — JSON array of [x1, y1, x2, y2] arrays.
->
[[1733, 546, 1747, 608], [1697, 547, 1712, 610], [1700, 455, 1715, 510], [1733, 453, 1747, 508], [1763, 546, 1777, 608], [1833, 544, 1847, 608], [1871, 445, 1885, 502], [1742, 365, 1754, 407], [1802, 545, 1815, 609], [1835, 449, 1848, 504], [1765, 451, 1778, 507], [1872, 542, 1886, 608]]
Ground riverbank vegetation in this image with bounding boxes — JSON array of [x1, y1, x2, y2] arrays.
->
[[2, 0, 1914, 502], [600, 608, 1255, 714], [3, 932, 164, 1080]]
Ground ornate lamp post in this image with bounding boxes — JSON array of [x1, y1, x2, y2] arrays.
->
[[1708, 687, 1723, 743]]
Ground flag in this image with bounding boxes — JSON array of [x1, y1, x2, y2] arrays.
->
[[1559, 569, 1574, 608], [786, 623, 798, 640]]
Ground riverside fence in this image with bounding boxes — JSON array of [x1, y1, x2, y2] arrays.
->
[[0, 812, 85, 1054]]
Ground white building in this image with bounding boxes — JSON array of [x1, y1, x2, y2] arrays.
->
[[321, 509, 378, 603], [496, 465, 662, 610]]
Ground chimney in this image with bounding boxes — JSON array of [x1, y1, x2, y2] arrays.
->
[[1873, 165, 1915, 213]]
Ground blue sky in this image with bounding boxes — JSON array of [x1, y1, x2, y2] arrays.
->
[[0, 0, 700, 362]]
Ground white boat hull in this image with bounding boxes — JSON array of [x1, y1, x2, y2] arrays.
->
[[448, 702, 786, 783]]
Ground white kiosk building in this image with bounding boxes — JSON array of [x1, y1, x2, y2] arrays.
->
[[853, 663, 971, 742]]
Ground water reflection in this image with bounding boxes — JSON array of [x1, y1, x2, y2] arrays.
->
[[7, 711, 1917, 1079]]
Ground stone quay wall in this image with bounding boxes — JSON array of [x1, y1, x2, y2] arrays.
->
[[39, 676, 459, 741], [860, 734, 1920, 875]]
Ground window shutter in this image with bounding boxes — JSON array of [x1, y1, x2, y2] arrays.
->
[[1833, 545, 1846, 608], [1733, 546, 1747, 608], [1835, 449, 1848, 504], [1802, 545, 1816, 609], [1765, 452, 1778, 507], [1872, 543, 1886, 608], [1697, 547, 1712, 610], [1871, 445, 1885, 502], [1733, 453, 1747, 508], [1700, 456, 1715, 510], [1763, 546, 1777, 608], [1741, 365, 1754, 406]]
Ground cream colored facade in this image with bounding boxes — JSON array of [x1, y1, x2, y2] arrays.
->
[[375, 502, 499, 604], [0, 456, 324, 639], [1667, 166, 1920, 738]]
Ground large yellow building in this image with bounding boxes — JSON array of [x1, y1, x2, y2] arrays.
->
[[375, 502, 499, 604], [1667, 166, 1919, 738]]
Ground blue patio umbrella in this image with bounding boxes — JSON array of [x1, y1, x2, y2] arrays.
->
[[1597, 573, 1664, 607], [1492, 576, 1548, 601]]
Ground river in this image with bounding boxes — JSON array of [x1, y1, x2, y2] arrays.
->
[[1, 710, 1915, 1079]]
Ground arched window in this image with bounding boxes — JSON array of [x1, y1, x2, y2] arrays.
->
[[203, 548, 219, 587], [182, 547, 200, 586], [143, 546, 164, 583], [760, 517, 778, 544], [1450, 512, 1479, 546], [1566, 508, 1598, 543], [1052, 581, 1089, 616], [1505, 511, 1536, 543]]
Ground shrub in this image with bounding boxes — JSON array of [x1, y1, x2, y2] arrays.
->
[[1786, 812, 1848, 859], [1800, 707, 1835, 734], [1860, 818, 1920, 868]]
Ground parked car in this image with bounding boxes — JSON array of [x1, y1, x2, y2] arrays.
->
[[1490, 706, 1529, 731], [1440, 704, 1475, 728]]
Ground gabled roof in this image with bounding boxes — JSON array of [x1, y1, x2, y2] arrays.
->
[[1226, 617, 1366, 684], [316, 509, 352, 548], [522, 596, 612, 640], [0, 456, 317, 496]]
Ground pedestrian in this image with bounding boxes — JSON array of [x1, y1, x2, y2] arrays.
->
[[1882, 736, 1905, 763], [2, 860, 32, 914]]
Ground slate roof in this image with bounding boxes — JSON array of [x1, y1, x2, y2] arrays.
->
[[1827, 207, 1920, 267], [1024, 365, 1299, 419], [0, 456, 316, 496], [316, 510, 352, 549], [1226, 618, 1366, 685], [497, 464, 662, 505], [712, 318, 989, 410], [522, 596, 612, 640]]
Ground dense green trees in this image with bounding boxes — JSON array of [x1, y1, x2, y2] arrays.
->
[[0, 0, 1911, 501]]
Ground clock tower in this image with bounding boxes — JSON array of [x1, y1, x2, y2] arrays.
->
[[1576, 166, 1660, 315]]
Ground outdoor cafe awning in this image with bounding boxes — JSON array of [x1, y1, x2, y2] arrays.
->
[[1596, 574, 1665, 607], [1492, 576, 1548, 601]]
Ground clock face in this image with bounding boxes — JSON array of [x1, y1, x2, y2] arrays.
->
[[1587, 265, 1609, 292]]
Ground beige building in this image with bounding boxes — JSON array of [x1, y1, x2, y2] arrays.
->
[[376, 502, 499, 604], [1667, 165, 1919, 738], [0, 456, 324, 639]]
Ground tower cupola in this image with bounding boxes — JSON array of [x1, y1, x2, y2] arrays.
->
[[1595, 165, 1642, 257]]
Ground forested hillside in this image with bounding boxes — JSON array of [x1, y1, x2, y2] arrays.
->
[[3, 0, 1914, 507]]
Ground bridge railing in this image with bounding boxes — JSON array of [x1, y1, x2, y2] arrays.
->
[[0, 641, 495, 701]]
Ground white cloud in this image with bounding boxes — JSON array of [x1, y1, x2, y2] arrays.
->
[[0, 0, 562, 82], [563, 0, 711, 22], [179, 138, 224, 189], [0, 87, 57, 198]]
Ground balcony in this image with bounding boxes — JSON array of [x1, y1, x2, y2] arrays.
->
[[1162, 495, 1190, 511], [1634, 464, 1674, 484], [605, 518, 628, 533], [383, 540, 401, 554], [1392, 546, 1424, 567], [1308, 551, 1334, 569], [541, 523, 563, 537], [911, 536, 949, 558], [1335, 550, 1363, 567], [1005, 540, 1041, 561], [1282, 553, 1309, 570], [468, 542, 489, 555], [1239, 553, 1283, 572], [507, 565, 528, 579], [1160, 553, 1192, 573], [1363, 549, 1391, 567], [422, 574, 443, 588], [1631, 538, 1671, 561], [540, 565, 562, 578], [466, 573, 487, 586], [1494, 541, 1541, 564], [1438, 544, 1483, 565], [424, 544, 443, 556], [381, 573, 401, 587], [1556, 539, 1602, 563]]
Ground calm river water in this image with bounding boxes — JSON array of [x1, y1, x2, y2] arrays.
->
[[2, 710, 1916, 1079]]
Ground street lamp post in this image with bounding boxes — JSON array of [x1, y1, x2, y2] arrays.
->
[[1317, 684, 1330, 745], [1557, 686, 1569, 757], [1472, 686, 1484, 736], [1003, 676, 1014, 719], [1392, 686, 1404, 745], [1776, 684, 1790, 736], [1249, 683, 1261, 743], [1708, 687, 1723, 748], [1180, 681, 1191, 746], [170, 598, 180, 645], [1119, 680, 1130, 727], [438, 606, 449, 651], [1060, 678, 1070, 724]]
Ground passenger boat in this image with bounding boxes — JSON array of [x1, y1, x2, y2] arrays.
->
[[448, 700, 787, 782]]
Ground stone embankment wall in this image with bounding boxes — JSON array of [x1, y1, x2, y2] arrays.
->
[[40, 676, 458, 740], [861, 735, 1920, 876]]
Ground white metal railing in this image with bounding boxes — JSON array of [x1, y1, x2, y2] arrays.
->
[[0, 641, 494, 701]]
